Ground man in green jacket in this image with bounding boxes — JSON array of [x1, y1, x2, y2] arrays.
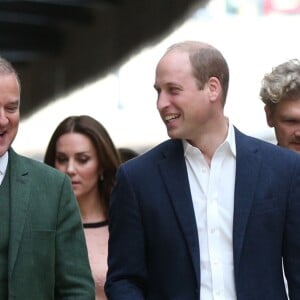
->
[[0, 57, 95, 299]]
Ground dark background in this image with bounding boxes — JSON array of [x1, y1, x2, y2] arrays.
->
[[0, 0, 207, 118]]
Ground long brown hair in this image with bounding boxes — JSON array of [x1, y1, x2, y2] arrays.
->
[[44, 115, 121, 217]]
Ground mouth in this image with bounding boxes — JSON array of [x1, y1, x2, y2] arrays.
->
[[164, 114, 180, 123], [71, 181, 80, 185], [291, 142, 300, 147]]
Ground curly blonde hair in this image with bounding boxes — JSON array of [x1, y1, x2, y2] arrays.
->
[[260, 59, 300, 105]]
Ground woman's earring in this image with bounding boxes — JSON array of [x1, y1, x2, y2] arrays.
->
[[100, 173, 104, 182]]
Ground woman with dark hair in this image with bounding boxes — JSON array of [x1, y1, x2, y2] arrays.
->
[[44, 115, 121, 300]]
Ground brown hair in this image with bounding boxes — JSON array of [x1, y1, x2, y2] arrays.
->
[[260, 59, 300, 106], [166, 41, 229, 105], [44, 115, 121, 217]]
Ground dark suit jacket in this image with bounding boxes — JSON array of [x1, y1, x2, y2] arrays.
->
[[105, 128, 300, 300], [7, 148, 95, 299]]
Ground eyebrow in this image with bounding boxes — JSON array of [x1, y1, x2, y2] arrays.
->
[[154, 82, 181, 89], [8, 100, 20, 106]]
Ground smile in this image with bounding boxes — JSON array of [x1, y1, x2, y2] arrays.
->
[[165, 114, 179, 123]]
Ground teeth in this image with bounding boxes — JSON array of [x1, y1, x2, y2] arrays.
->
[[165, 114, 179, 121]]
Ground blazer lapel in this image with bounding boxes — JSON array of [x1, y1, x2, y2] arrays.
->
[[233, 129, 262, 274], [158, 140, 200, 287], [8, 149, 30, 279]]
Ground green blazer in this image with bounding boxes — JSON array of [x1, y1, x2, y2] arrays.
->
[[7, 148, 95, 299]]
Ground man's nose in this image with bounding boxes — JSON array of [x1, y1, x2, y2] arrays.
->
[[294, 126, 300, 137], [0, 110, 9, 126], [157, 92, 170, 111]]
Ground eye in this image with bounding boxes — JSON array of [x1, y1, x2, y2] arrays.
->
[[76, 155, 90, 164], [168, 86, 180, 95], [283, 119, 299, 124], [6, 103, 19, 113], [55, 154, 68, 163]]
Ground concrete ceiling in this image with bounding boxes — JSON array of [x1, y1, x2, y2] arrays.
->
[[0, 0, 208, 118]]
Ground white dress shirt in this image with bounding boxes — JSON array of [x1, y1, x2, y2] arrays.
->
[[184, 122, 237, 300], [0, 151, 8, 185]]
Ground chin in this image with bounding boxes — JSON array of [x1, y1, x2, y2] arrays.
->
[[167, 129, 182, 139], [0, 146, 9, 157], [291, 147, 300, 154], [168, 134, 180, 140], [285, 143, 300, 153]]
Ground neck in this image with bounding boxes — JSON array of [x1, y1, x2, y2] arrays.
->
[[188, 117, 229, 165], [77, 193, 106, 223]]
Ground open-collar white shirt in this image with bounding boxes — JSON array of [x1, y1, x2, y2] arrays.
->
[[184, 121, 237, 300], [0, 151, 9, 185]]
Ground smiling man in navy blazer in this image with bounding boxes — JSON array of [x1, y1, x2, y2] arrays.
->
[[0, 57, 94, 298], [105, 41, 300, 300]]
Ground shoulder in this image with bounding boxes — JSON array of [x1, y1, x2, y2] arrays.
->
[[124, 139, 182, 166], [116, 139, 184, 183], [137, 139, 182, 160], [234, 128, 300, 164], [10, 148, 66, 182]]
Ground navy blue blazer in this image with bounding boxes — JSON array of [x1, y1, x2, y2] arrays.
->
[[105, 128, 300, 300]]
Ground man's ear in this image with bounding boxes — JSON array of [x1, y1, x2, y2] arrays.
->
[[207, 77, 221, 102], [264, 105, 274, 127]]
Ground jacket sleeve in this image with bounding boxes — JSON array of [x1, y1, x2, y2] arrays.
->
[[55, 175, 95, 299], [283, 159, 300, 299], [105, 166, 146, 300]]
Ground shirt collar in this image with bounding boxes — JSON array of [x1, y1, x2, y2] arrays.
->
[[0, 151, 9, 176], [183, 120, 236, 158], [225, 120, 236, 157]]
